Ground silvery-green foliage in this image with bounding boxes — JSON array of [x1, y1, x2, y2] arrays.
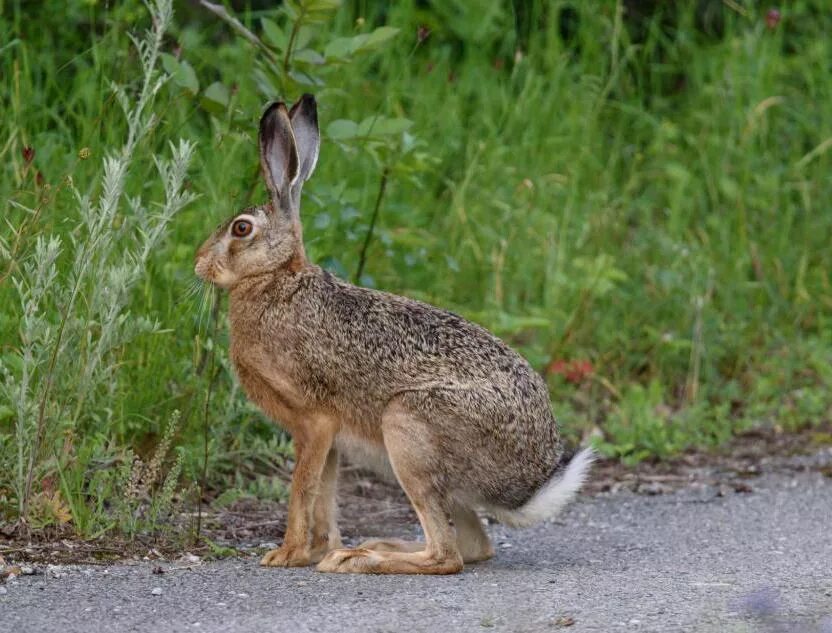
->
[[0, 0, 195, 523]]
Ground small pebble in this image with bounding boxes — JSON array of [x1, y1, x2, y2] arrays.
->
[[0, 586, 8, 595], [179, 553, 201, 564], [151, 587, 163, 596]]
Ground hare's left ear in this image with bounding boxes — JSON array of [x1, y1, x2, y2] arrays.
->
[[259, 101, 299, 215], [288, 94, 320, 201]]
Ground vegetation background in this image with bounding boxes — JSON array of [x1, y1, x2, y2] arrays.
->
[[1, 0, 830, 540]]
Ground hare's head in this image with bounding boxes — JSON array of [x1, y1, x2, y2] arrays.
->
[[195, 95, 319, 288]]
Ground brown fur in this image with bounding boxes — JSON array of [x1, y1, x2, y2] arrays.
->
[[195, 95, 575, 574]]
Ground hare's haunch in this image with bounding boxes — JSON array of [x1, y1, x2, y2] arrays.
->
[[195, 95, 594, 575]]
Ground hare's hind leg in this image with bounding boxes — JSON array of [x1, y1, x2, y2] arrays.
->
[[317, 402, 463, 575], [357, 505, 492, 564]]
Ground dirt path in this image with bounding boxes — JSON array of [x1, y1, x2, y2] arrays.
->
[[2, 461, 831, 632]]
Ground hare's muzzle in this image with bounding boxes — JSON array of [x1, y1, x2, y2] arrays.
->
[[194, 243, 214, 282]]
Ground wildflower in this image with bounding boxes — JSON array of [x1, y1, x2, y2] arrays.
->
[[78, 147, 91, 160], [22, 146, 35, 164], [547, 359, 594, 384], [765, 8, 781, 30], [417, 25, 430, 43]]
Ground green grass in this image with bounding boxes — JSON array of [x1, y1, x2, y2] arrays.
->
[[1, 0, 831, 534]]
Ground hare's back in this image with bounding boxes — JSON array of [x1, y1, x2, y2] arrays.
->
[[318, 274, 534, 384]]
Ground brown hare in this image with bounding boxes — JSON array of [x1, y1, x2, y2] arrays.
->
[[194, 95, 594, 575]]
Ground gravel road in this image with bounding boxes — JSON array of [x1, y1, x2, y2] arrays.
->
[[2, 470, 831, 633]]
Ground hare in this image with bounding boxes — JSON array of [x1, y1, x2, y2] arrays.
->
[[194, 95, 594, 575]]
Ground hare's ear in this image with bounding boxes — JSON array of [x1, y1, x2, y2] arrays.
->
[[288, 94, 320, 196], [259, 102, 299, 213]]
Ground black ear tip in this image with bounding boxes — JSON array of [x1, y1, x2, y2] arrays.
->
[[290, 94, 317, 118], [264, 100, 291, 116], [259, 101, 291, 132]]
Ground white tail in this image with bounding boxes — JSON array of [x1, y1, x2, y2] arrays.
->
[[490, 447, 595, 528]]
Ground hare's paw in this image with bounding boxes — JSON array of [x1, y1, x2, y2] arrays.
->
[[309, 536, 343, 564], [260, 544, 312, 567], [316, 547, 463, 575], [358, 538, 423, 553], [316, 548, 377, 573]]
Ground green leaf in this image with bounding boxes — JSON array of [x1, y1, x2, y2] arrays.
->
[[177, 60, 199, 94], [160, 52, 179, 76], [306, 0, 341, 12], [362, 26, 400, 50], [0, 404, 13, 423], [161, 53, 198, 94], [356, 116, 413, 138], [288, 69, 324, 87], [324, 36, 356, 60], [293, 48, 325, 65], [200, 82, 230, 116], [372, 117, 413, 136], [313, 212, 331, 229], [303, 0, 341, 22], [719, 176, 740, 200], [347, 33, 370, 53], [252, 68, 278, 98], [326, 119, 358, 140], [261, 18, 287, 51], [323, 28, 398, 60], [294, 26, 314, 50], [282, 0, 300, 21]]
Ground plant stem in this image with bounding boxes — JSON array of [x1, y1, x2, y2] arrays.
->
[[354, 166, 389, 284], [283, 0, 311, 75], [196, 288, 218, 542], [199, 0, 277, 64]]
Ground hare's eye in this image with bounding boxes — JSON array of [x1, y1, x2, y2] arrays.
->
[[231, 219, 253, 238]]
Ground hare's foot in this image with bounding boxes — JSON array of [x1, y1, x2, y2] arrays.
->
[[358, 538, 423, 553], [309, 533, 343, 563], [260, 543, 312, 567], [360, 526, 492, 564], [317, 547, 462, 575]]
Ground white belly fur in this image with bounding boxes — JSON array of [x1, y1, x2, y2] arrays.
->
[[335, 432, 397, 483]]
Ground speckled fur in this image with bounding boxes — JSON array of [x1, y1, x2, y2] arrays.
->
[[195, 96, 585, 574], [229, 267, 563, 510]]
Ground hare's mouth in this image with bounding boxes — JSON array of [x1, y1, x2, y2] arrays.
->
[[195, 259, 236, 289], [194, 258, 214, 282]]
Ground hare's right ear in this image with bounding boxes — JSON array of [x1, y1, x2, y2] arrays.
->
[[259, 102, 299, 214], [288, 94, 320, 194]]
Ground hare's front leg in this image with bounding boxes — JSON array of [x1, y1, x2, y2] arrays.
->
[[261, 416, 337, 568], [309, 447, 342, 562]]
